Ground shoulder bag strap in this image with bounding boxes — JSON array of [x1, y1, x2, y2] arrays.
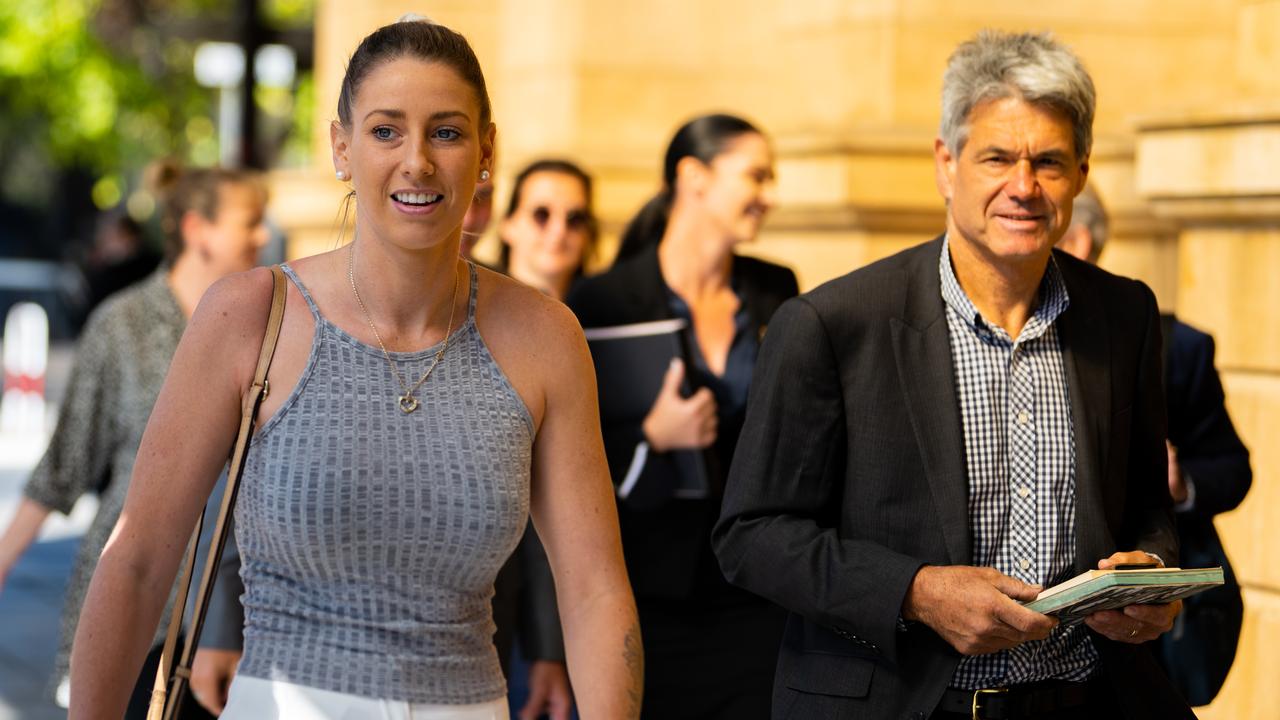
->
[[149, 265, 288, 720]]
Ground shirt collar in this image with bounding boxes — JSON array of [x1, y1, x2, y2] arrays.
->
[[938, 234, 1070, 345]]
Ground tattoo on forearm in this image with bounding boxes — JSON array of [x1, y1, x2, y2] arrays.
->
[[623, 620, 643, 719]]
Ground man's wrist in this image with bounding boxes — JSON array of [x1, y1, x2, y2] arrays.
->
[[901, 564, 932, 623], [1173, 474, 1197, 512]]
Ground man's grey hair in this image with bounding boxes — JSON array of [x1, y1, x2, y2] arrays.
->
[[1071, 184, 1109, 262], [940, 30, 1096, 159]]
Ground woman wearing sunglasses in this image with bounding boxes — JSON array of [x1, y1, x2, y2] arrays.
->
[[498, 159, 597, 302]]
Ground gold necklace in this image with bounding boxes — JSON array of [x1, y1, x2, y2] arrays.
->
[[347, 243, 460, 413]]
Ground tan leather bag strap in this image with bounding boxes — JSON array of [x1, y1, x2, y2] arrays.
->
[[149, 265, 288, 720]]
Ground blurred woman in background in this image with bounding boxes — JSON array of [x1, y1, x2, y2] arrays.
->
[[0, 163, 267, 719], [567, 114, 797, 719], [499, 158, 597, 299]]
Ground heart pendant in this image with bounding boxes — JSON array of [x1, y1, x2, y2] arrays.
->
[[398, 395, 419, 413]]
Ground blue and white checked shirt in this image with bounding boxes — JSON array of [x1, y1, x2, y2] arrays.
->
[[939, 237, 1098, 688]]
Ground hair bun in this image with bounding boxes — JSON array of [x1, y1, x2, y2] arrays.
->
[[396, 12, 434, 23], [146, 157, 185, 199]]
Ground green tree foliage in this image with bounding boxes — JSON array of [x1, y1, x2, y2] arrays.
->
[[0, 0, 217, 212], [0, 0, 315, 219]]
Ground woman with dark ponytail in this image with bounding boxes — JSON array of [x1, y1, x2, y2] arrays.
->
[[614, 114, 759, 262], [568, 114, 798, 719]]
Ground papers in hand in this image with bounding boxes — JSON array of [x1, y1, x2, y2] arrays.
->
[[583, 319, 690, 424], [582, 318, 688, 342], [583, 319, 709, 499], [1024, 566, 1224, 623]]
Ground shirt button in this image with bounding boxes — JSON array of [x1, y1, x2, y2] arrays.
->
[[1017, 410, 1030, 425], [1018, 486, 1031, 498], [1020, 558, 1031, 570]]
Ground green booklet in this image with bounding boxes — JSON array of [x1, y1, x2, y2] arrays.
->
[[1024, 567, 1224, 623]]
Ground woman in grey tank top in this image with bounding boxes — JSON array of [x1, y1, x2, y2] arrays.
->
[[69, 18, 642, 720]]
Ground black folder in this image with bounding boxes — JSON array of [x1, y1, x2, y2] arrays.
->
[[583, 319, 710, 498]]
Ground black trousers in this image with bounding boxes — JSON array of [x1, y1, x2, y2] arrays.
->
[[637, 595, 786, 720], [929, 676, 1123, 720]]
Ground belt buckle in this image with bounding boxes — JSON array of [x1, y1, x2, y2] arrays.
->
[[971, 687, 1008, 720]]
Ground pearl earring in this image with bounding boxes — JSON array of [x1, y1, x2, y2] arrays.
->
[[479, 170, 490, 182], [336, 170, 348, 181]]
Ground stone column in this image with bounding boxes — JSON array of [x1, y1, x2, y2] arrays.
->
[[1136, 104, 1280, 717]]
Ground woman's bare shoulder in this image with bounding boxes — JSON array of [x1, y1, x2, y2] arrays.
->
[[474, 267, 593, 429], [186, 266, 281, 380], [476, 266, 584, 346], [193, 266, 277, 328]]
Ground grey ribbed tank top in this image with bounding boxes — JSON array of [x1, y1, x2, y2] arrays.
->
[[234, 262, 533, 704]]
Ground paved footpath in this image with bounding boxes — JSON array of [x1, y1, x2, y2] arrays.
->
[[1, 463, 87, 720], [0, 529, 75, 720], [0, 342, 78, 719]]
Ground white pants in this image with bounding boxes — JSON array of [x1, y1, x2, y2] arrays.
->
[[221, 675, 509, 720]]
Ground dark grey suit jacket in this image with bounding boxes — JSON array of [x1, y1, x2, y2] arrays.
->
[[712, 237, 1191, 719]]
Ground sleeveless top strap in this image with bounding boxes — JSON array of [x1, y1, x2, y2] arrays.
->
[[280, 260, 473, 325], [280, 264, 322, 320], [464, 260, 479, 322]]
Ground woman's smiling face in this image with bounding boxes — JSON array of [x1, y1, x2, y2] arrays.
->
[[332, 56, 495, 252]]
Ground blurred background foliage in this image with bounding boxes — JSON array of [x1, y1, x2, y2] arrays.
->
[[0, 0, 313, 259]]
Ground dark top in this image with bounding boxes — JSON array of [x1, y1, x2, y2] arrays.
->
[[1155, 315, 1251, 705], [1163, 317, 1252, 521], [568, 245, 798, 600], [663, 278, 758, 483]]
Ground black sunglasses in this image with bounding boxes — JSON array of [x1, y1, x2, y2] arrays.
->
[[530, 206, 593, 231]]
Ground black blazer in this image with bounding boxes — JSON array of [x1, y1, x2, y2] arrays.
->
[[1157, 316, 1251, 704], [712, 237, 1190, 719], [568, 246, 798, 599], [1164, 318, 1252, 530]]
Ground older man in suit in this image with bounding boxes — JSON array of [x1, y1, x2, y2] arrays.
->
[[713, 30, 1194, 720]]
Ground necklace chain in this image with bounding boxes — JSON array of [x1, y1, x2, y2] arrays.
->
[[347, 243, 460, 413]]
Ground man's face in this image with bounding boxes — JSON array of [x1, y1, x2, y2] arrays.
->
[[935, 96, 1088, 266]]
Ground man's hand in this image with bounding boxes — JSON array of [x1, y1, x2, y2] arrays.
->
[[902, 565, 1057, 655], [1167, 441, 1188, 504], [1084, 551, 1182, 643], [519, 660, 573, 720], [190, 648, 241, 715]]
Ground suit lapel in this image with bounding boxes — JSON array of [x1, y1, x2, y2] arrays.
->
[[891, 239, 972, 565], [1056, 255, 1113, 572], [735, 260, 773, 332], [616, 246, 675, 323]]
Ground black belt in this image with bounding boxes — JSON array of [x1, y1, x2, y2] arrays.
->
[[935, 677, 1098, 719]]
